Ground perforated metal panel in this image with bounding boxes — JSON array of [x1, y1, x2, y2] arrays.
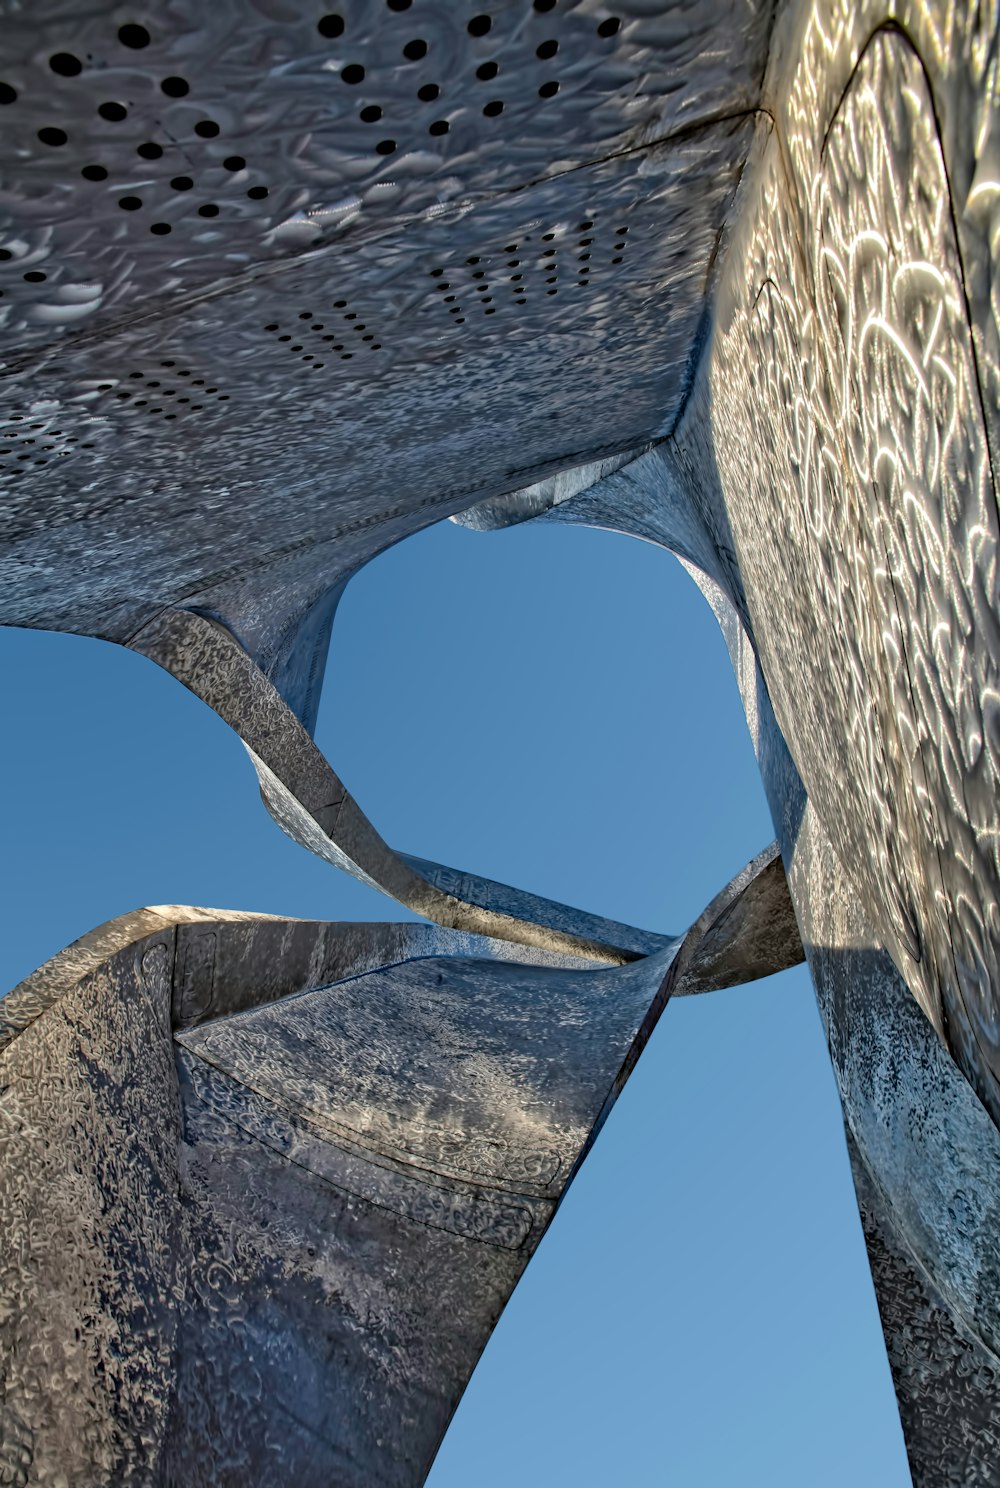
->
[[0, 0, 771, 640]]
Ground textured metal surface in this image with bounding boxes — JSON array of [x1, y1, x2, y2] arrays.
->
[[5, 0, 1000, 1481], [696, 6, 1000, 1131], [0, 849, 799, 1487], [0, 0, 770, 647]]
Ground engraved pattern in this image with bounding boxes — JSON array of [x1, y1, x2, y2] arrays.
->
[[701, 18, 1000, 1120]]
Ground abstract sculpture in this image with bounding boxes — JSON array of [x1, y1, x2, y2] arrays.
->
[[0, 0, 998, 1482]]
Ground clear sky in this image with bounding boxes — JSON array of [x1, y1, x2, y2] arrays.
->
[[0, 516, 911, 1485]]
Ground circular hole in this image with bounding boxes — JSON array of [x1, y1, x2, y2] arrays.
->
[[23, 271, 46, 283], [354, 323, 366, 331], [417, 82, 439, 101], [318, 14, 345, 37], [597, 16, 621, 37], [534, 0, 556, 10], [178, 397, 189, 403], [161, 76, 189, 97], [536, 40, 558, 59], [467, 256, 480, 265], [430, 268, 445, 277], [332, 343, 343, 350], [485, 306, 496, 313], [247, 185, 269, 199], [0, 83, 16, 105], [388, 0, 412, 9], [507, 258, 519, 267], [218, 395, 230, 400], [50, 53, 82, 77], [375, 139, 395, 154], [161, 360, 176, 367], [137, 141, 162, 159], [299, 311, 312, 320], [194, 119, 219, 138], [579, 252, 590, 261], [119, 24, 151, 48], [542, 232, 555, 241], [264, 322, 279, 331], [342, 63, 365, 85], [616, 227, 629, 235], [312, 323, 324, 330], [146, 380, 160, 387], [542, 248, 556, 257], [38, 127, 68, 146], [538, 80, 559, 98], [223, 154, 246, 171], [448, 305, 459, 313], [118, 195, 142, 210], [428, 119, 449, 136], [302, 354, 314, 361], [98, 101, 128, 121], [128, 371, 144, 378], [504, 244, 517, 253], [164, 413, 177, 419], [341, 352, 353, 359], [322, 335, 335, 341], [333, 300, 347, 308], [611, 255, 623, 264], [403, 38, 427, 60], [191, 404, 203, 409], [360, 104, 382, 122], [313, 362, 325, 369], [545, 274, 556, 282], [482, 99, 503, 117], [614, 240, 625, 250], [468, 15, 491, 36], [510, 273, 522, 281], [472, 269, 485, 279], [579, 265, 590, 274], [476, 61, 498, 80], [515, 297, 525, 304], [481, 295, 493, 303], [163, 388, 176, 396], [344, 312, 357, 320], [81, 164, 108, 180], [177, 370, 190, 376], [170, 175, 193, 191], [579, 220, 593, 230], [278, 335, 291, 341], [453, 319, 464, 325], [361, 333, 374, 341]]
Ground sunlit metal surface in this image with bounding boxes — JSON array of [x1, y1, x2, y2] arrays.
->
[[3, 0, 1000, 1482]]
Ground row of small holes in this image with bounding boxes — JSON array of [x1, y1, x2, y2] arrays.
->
[[316, 7, 621, 145], [263, 309, 383, 364], [427, 223, 629, 316], [318, 11, 621, 40], [100, 364, 231, 418], [1, 11, 622, 160], [0, 419, 95, 473], [0, 47, 269, 234]]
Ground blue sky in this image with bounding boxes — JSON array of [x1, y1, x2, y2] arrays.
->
[[0, 517, 910, 1484]]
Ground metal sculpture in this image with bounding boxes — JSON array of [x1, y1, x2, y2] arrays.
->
[[1, 0, 998, 1482]]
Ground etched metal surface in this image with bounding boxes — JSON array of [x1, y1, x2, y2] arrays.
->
[[4, 0, 1000, 1481], [0, 0, 769, 647], [703, 11, 1000, 1127], [0, 849, 799, 1486]]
